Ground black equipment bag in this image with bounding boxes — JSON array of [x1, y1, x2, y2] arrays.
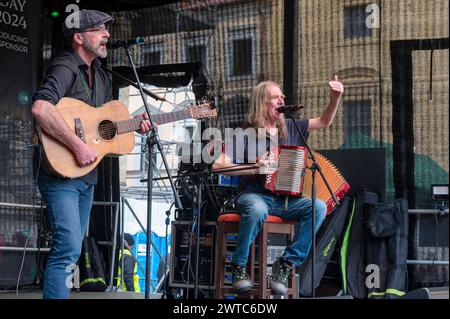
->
[[79, 236, 107, 292], [366, 202, 401, 238], [298, 197, 352, 297], [340, 187, 379, 298], [339, 186, 409, 299], [366, 198, 408, 299]]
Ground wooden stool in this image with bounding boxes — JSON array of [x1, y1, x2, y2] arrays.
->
[[215, 213, 297, 299]]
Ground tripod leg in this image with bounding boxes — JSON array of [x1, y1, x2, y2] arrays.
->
[[311, 168, 316, 298]]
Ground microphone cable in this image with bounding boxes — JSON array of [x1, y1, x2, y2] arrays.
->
[[16, 143, 42, 299]]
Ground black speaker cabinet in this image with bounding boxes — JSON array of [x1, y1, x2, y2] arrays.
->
[[319, 148, 386, 202], [169, 221, 217, 289]]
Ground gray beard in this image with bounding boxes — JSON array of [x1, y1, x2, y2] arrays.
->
[[82, 35, 107, 58]]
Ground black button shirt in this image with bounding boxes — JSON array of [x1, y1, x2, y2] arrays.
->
[[32, 48, 112, 184]]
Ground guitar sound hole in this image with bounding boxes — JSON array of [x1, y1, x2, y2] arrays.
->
[[98, 120, 117, 140]]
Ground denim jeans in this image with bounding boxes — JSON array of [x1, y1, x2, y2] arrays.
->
[[232, 193, 327, 267], [38, 174, 94, 299]]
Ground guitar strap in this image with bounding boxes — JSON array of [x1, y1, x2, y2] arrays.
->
[[31, 118, 41, 146], [77, 67, 99, 107]]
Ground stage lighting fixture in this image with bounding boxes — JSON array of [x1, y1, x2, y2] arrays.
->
[[431, 184, 449, 201]]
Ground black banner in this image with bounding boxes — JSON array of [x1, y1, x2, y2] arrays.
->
[[0, 0, 41, 120]]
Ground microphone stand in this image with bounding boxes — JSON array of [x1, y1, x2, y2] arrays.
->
[[120, 45, 183, 299], [102, 66, 168, 103], [284, 112, 339, 298]]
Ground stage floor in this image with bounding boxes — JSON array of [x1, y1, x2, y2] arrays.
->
[[0, 290, 162, 299], [1, 288, 447, 299]]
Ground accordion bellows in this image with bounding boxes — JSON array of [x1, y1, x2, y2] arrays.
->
[[265, 146, 350, 214], [302, 151, 350, 214]]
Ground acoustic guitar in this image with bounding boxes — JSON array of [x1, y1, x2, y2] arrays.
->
[[37, 97, 217, 178]]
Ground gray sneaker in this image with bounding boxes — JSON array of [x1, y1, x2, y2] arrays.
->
[[269, 258, 293, 295], [231, 263, 252, 293]]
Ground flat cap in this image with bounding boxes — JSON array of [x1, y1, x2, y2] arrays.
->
[[62, 9, 113, 39]]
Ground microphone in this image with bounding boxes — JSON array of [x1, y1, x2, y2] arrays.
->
[[106, 37, 145, 49], [276, 105, 304, 113]]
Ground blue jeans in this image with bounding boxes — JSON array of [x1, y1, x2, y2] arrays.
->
[[38, 174, 94, 299], [232, 193, 327, 266]]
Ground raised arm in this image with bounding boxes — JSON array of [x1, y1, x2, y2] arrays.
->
[[308, 75, 344, 131]]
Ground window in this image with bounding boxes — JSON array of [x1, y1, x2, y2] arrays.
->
[[344, 5, 372, 39], [228, 28, 255, 79], [344, 100, 372, 142]]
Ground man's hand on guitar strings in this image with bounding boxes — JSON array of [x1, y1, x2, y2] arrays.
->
[[136, 113, 155, 134]]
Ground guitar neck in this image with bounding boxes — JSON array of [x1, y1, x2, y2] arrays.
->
[[116, 109, 193, 134], [153, 109, 193, 125]]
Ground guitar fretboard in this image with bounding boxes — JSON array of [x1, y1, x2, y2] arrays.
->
[[116, 109, 193, 134], [153, 109, 192, 125]]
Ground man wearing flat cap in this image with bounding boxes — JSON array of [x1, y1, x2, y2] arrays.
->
[[31, 9, 151, 299]]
